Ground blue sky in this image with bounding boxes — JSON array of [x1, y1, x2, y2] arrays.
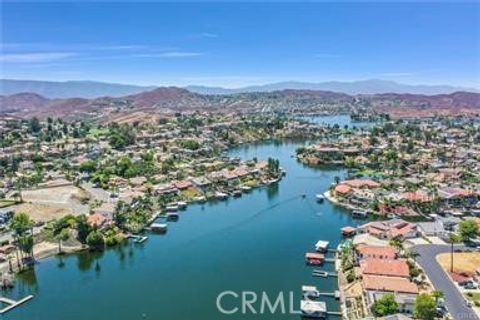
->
[[1, 2, 479, 88]]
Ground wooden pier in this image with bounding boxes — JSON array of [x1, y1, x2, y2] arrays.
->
[[0, 295, 34, 314]]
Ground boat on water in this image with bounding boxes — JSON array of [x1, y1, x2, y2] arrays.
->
[[315, 194, 324, 203], [215, 191, 228, 200], [150, 223, 168, 233], [177, 201, 187, 209], [166, 212, 179, 221], [302, 285, 320, 299], [165, 204, 178, 212], [312, 270, 328, 277], [305, 252, 325, 265], [300, 299, 326, 318], [232, 190, 242, 197], [314, 240, 329, 253], [194, 196, 207, 203], [240, 186, 252, 193]]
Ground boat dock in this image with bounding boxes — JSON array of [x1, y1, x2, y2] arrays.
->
[[0, 295, 34, 314], [316, 291, 341, 299], [312, 269, 338, 278], [127, 234, 148, 243]]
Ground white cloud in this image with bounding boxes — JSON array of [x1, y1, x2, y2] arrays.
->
[[0, 52, 76, 63]]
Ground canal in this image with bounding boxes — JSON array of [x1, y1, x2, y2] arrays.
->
[[5, 116, 367, 320]]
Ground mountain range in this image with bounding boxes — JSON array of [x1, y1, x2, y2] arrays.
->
[[1, 86, 479, 121], [1, 79, 477, 99]]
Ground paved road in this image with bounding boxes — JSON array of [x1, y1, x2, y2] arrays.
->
[[412, 244, 479, 320]]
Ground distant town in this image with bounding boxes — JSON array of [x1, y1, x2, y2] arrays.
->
[[0, 95, 480, 319]]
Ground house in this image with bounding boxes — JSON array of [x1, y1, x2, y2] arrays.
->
[[87, 213, 109, 229], [356, 245, 398, 260], [438, 187, 476, 206], [360, 258, 410, 278], [363, 275, 419, 313], [417, 220, 446, 237], [357, 219, 418, 240], [172, 180, 193, 190]]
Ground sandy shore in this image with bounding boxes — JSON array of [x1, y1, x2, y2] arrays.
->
[[0, 241, 86, 273]]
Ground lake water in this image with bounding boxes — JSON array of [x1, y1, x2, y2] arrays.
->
[[5, 116, 367, 320]]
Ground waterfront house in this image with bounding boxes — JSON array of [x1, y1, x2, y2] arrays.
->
[[362, 275, 418, 314], [357, 220, 418, 240], [360, 258, 410, 278], [172, 179, 193, 190], [356, 245, 398, 260], [87, 213, 110, 229]]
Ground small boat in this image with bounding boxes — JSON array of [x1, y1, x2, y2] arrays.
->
[[233, 190, 242, 198], [150, 223, 168, 233], [215, 192, 228, 200], [300, 300, 326, 318], [316, 194, 324, 203], [166, 212, 179, 221], [165, 205, 178, 212], [305, 252, 325, 265], [302, 285, 320, 299], [177, 201, 187, 209], [315, 240, 329, 253], [194, 196, 207, 203], [241, 186, 252, 193], [312, 270, 329, 277], [302, 193, 307, 198]]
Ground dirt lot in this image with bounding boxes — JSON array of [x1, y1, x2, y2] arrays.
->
[[14, 185, 91, 222], [437, 252, 480, 274]]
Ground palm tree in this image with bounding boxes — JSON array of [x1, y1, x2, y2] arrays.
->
[[432, 290, 444, 302]]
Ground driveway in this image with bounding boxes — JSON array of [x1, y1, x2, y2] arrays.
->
[[412, 244, 479, 320]]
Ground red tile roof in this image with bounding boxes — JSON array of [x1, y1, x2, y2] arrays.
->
[[361, 258, 410, 278], [357, 245, 398, 260]]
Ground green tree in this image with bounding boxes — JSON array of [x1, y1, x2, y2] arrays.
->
[[75, 215, 91, 244], [56, 229, 70, 254], [414, 293, 436, 320], [9, 212, 34, 236], [371, 294, 399, 317], [458, 220, 479, 243], [86, 229, 105, 250]]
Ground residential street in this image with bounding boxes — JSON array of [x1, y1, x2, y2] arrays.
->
[[412, 244, 479, 320]]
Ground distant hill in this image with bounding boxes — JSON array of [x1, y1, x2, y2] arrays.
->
[[1, 79, 478, 99], [1, 86, 479, 120], [187, 79, 478, 95], [0, 79, 154, 99]]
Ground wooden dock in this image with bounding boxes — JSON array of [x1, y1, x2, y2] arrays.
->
[[0, 295, 34, 314]]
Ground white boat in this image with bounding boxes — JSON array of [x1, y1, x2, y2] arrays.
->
[[315, 240, 329, 253], [194, 196, 207, 203], [150, 223, 167, 233], [300, 300, 326, 318], [302, 285, 320, 298], [177, 201, 187, 209], [316, 194, 325, 202], [241, 186, 252, 192], [166, 205, 178, 212], [166, 212, 179, 220], [215, 192, 228, 200]]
